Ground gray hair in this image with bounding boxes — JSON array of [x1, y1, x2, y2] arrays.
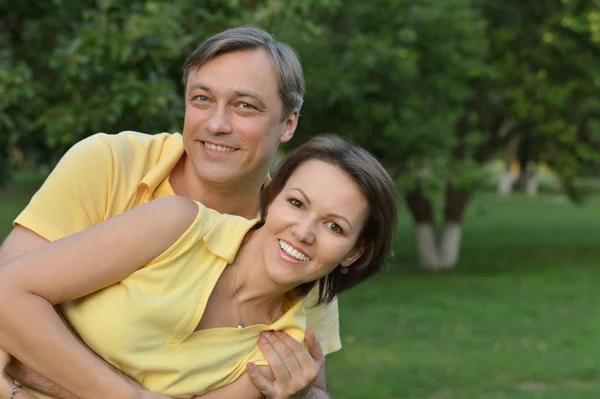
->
[[183, 26, 305, 121]]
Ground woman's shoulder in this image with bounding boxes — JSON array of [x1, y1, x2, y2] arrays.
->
[[147, 195, 201, 220]]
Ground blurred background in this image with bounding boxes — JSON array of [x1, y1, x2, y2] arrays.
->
[[2, 1, 600, 398]]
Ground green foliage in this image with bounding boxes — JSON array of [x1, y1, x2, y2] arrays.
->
[[480, 0, 600, 197], [280, 0, 491, 197], [279, 0, 600, 203], [0, 0, 257, 172], [2, 0, 599, 203]]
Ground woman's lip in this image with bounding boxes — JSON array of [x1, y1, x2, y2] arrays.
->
[[277, 240, 309, 264]]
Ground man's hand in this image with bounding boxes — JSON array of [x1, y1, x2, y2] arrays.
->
[[247, 329, 325, 399]]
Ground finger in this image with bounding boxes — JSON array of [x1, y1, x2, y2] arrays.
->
[[305, 328, 325, 365], [274, 330, 317, 369], [258, 332, 294, 383], [274, 330, 320, 386], [267, 331, 304, 377], [246, 362, 276, 396]]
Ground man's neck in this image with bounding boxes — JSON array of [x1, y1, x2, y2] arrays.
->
[[169, 155, 263, 219]]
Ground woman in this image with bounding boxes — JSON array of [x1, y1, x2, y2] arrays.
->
[[0, 134, 398, 399]]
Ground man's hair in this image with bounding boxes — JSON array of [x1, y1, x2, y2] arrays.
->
[[182, 26, 305, 121], [259, 134, 399, 305]]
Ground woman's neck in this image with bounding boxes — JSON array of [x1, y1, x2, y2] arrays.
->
[[233, 229, 291, 310]]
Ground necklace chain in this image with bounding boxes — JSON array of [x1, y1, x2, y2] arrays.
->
[[233, 262, 284, 329]]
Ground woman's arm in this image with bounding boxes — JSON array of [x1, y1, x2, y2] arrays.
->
[[0, 196, 199, 399]]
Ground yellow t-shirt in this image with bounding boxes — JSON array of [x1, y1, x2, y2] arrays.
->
[[14, 132, 341, 393], [59, 201, 306, 397]]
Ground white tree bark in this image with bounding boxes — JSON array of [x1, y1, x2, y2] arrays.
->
[[416, 223, 440, 270], [497, 170, 514, 195], [439, 222, 462, 269], [415, 222, 462, 270], [525, 172, 539, 196]]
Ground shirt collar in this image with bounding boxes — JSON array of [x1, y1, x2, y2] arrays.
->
[[203, 211, 261, 263], [139, 133, 185, 195]]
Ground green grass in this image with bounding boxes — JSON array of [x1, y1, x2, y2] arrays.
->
[[3, 172, 600, 399], [328, 193, 600, 399]]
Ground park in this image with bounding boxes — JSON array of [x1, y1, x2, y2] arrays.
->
[[2, 1, 600, 398]]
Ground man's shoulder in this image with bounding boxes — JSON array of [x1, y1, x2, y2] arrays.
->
[[89, 131, 181, 151], [81, 131, 182, 166]]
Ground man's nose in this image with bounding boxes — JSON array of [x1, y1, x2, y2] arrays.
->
[[205, 105, 233, 135]]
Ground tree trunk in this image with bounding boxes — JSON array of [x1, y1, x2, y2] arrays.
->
[[525, 170, 539, 196], [497, 136, 518, 195], [498, 169, 514, 195], [405, 184, 470, 270]]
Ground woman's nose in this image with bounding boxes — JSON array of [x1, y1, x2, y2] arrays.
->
[[292, 219, 315, 244]]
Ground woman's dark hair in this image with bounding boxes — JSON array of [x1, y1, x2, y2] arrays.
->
[[260, 134, 398, 304]]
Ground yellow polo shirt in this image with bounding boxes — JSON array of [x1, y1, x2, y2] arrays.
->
[[57, 201, 306, 397], [14, 132, 341, 394]]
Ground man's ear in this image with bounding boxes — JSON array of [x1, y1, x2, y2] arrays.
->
[[279, 109, 298, 144]]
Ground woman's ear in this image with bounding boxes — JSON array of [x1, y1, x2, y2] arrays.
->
[[341, 244, 365, 267]]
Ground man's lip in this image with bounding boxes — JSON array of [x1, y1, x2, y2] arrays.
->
[[200, 140, 238, 150]]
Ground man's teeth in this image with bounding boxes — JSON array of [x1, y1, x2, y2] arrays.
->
[[279, 240, 311, 261], [204, 142, 235, 152]]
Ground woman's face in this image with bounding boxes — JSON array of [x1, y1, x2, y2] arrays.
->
[[259, 159, 369, 288]]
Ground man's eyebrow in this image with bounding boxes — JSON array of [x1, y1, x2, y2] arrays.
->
[[289, 188, 353, 232], [187, 83, 210, 94]]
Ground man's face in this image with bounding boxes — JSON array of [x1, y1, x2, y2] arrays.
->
[[182, 49, 298, 188]]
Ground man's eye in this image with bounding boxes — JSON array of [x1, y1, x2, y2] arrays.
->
[[325, 221, 343, 234], [192, 95, 208, 103], [239, 102, 256, 110]]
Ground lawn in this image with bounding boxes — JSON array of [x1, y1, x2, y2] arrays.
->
[[328, 193, 600, 399], [2, 174, 600, 399]]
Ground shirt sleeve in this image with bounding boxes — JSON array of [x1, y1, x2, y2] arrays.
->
[[303, 287, 342, 356], [14, 134, 116, 242]]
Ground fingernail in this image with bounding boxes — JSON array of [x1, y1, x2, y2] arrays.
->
[[274, 330, 281, 336], [263, 331, 271, 338], [247, 363, 255, 371], [259, 336, 269, 344]]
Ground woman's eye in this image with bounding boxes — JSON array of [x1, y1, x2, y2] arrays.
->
[[325, 221, 343, 234], [288, 198, 302, 208]]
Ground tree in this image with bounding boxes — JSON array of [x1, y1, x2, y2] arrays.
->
[[281, 0, 491, 269], [282, 0, 600, 269]]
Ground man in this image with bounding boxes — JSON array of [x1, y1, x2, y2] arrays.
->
[[0, 26, 339, 399]]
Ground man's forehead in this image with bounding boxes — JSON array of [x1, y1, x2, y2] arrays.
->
[[185, 53, 284, 111], [188, 50, 274, 80]]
